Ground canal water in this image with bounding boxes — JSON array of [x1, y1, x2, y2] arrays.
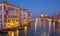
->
[[0, 21, 60, 36]]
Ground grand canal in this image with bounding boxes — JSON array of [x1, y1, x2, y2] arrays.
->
[[0, 20, 60, 36]]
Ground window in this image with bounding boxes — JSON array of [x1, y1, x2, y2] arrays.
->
[[0, 15, 2, 19], [10, 16, 17, 18], [0, 21, 2, 23], [4, 20, 6, 23], [0, 6, 2, 10], [1, 24, 2, 27], [8, 7, 16, 11], [8, 16, 10, 18], [28, 14, 30, 17], [20, 13, 22, 16], [8, 20, 10, 22], [4, 6, 5, 10], [12, 16, 17, 18], [24, 14, 25, 16]]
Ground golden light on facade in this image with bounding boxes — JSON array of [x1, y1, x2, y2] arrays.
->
[[23, 18, 27, 25], [58, 19, 60, 23], [5, 19, 19, 29]]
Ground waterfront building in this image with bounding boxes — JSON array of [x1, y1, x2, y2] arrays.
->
[[0, 1, 32, 28], [52, 13, 60, 23], [52, 13, 60, 29], [0, 2, 20, 28], [20, 9, 32, 25], [20, 9, 28, 25], [39, 14, 52, 24], [27, 12, 32, 24], [40, 14, 48, 21]]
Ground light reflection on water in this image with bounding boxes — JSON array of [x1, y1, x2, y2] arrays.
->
[[8, 30, 19, 36], [0, 20, 60, 36], [8, 31, 14, 36], [24, 26, 27, 36]]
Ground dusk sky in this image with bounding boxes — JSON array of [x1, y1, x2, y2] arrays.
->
[[0, 0, 60, 18]]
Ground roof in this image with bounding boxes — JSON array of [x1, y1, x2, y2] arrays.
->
[[0, 2, 20, 8]]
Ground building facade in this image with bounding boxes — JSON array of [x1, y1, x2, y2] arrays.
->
[[0, 2, 20, 28], [27, 12, 32, 23], [20, 9, 32, 25], [53, 13, 60, 23], [0, 2, 32, 28]]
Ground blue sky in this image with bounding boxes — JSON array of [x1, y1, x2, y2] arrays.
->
[[0, 0, 60, 18]]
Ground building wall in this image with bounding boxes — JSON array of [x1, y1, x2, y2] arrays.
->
[[20, 9, 32, 24], [20, 9, 28, 24], [0, 3, 5, 28], [27, 12, 32, 23], [0, 3, 21, 28], [0, 2, 32, 28], [53, 13, 60, 23]]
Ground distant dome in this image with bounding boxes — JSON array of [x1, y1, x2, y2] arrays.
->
[[40, 14, 44, 17], [40, 14, 48, 17]]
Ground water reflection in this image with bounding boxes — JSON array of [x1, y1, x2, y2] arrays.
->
[[39, 19, 41, 29], [8, 31, 14, 36], [0, 19, 60, 36], [8, 30, 19, 36], [34, 18, 38, 31], [53, 22, 55, 28], [48, 21, 52, 31], [35, 22, 37, 31], [15, 30, 19, 36], [24, 26, 28, 36]]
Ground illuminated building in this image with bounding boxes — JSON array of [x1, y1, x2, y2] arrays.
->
[[52, 13, 60, 23], [0, 2, 32, 28], [27, 12, 32, 23], [20, 9, 32, 25], [0, 2, 20, 28]]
